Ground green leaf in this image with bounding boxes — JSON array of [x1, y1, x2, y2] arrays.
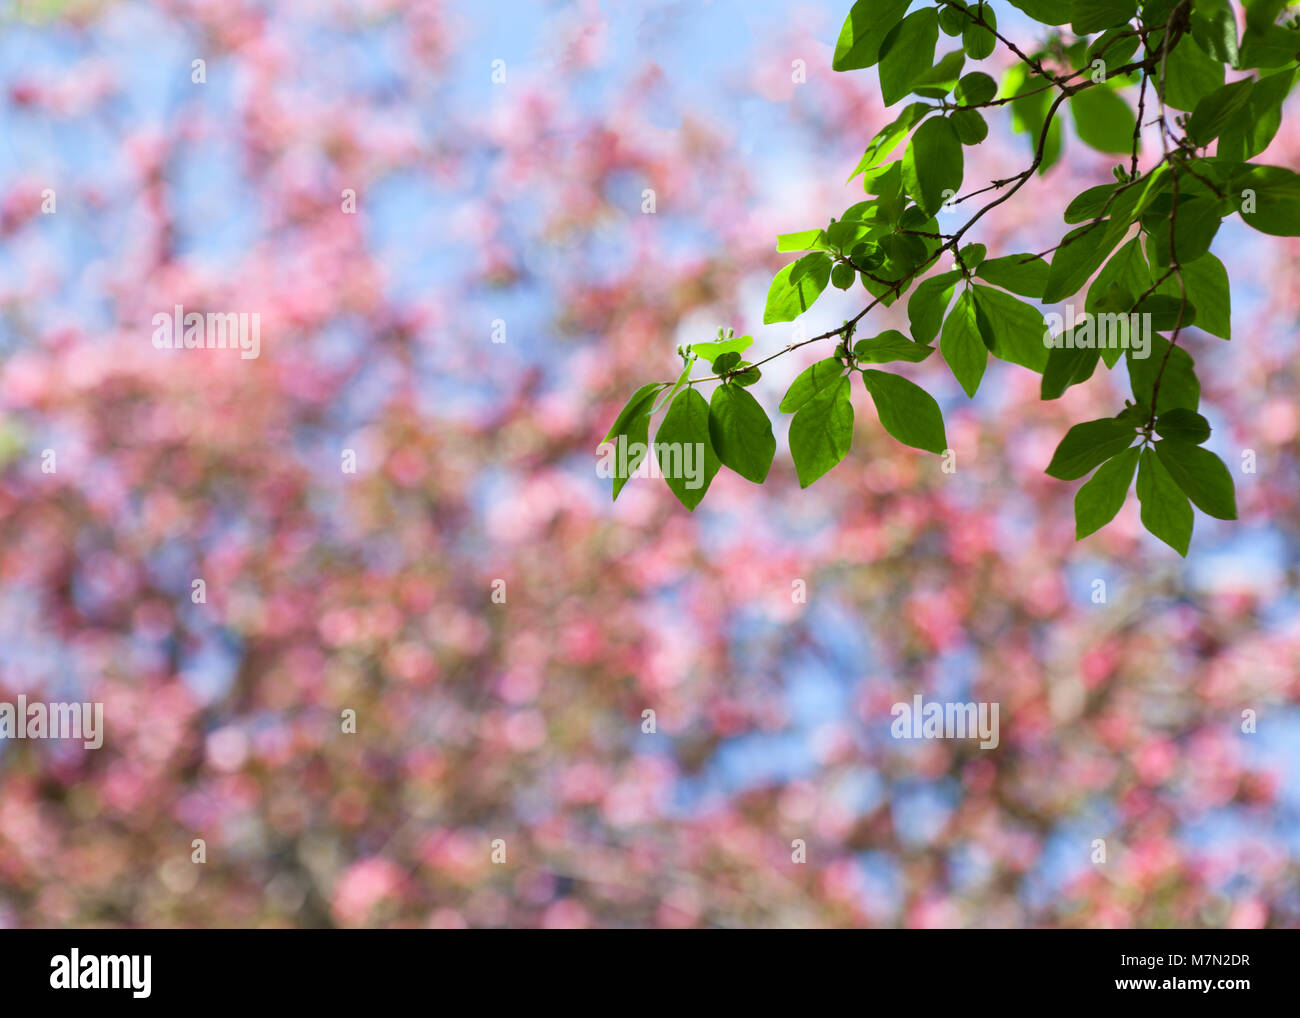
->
[[1085, 236, 1151, 358], [655, 388, 721, 510], [938, 3, 967, 37], [711, 352, 742, 374], [1041, 345, 1100, 400], [603, 382, 665, 444], [850, 103, 931, 177], [731, 361, 761, 387], [1008, 0, 1072, 24], [1137, 448, 1193, 555], [764, 253, 832, 324], [1190, 0, 1240, 67], [859, 161, 905, 201], [975, 254, 1049, 297], [604, 382, 665, 500], [1145, 196, 1223, 267], [1132, 293, 1196, 331], [1187, 78, 1254, 146], [1232, 164, 1300, 236], [708, 383, 775, 483], [1045, 417, 1138, 480], [850, 242, 886, 271], [789, 376, 854, 487], [1070, 87, 1137, 155], [1127, 335, 1200, 415], [1120, 164, 1173, 221], [780, 357, 846, 414], [1217, 68, 1294, 160], [860, 269, 905, 308], [853, 329, 934, 364], [951, 108, 989, 144], [1071, 0, 1137, 36], [940, 289, 987, 397], [878, 233, 927, 276], [1243, 0, 1288, 32], [1005, 64, 1063, 172], [1238, 21, 1300, 69], [913, 49, 967, 96], [907, 269, 962, 344], [833, 0, 913, 71], [1086, 236, 1150, 311], [971, 284, 1049, 373], [1116, 400, 1151, 426], [1154, 407, 1211, 444], [1043, 219, 1126, 303], [650, 358, 696, 414], [1175, 253, 1230, 339], [690, 334, 754, 361], [1075, 446, 1139, 538], [878, 8, 940, 105], [962, 6, 997, 60], [777, 229, 829, 252], [860, 369, 947, 454], [901, 115, 964, 217], [831, 262, 857, 290], [1086, 26, 1140, 67], [1065, 183, 1118, 224], [827, 216, 882, 251], [1160, 34, 1225, 112], [1155, 439, 1237, 519], [955, 71, 997, 105]]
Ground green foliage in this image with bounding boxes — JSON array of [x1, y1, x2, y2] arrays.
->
[[1178, 253, 1231, 339], [1154, 408, 1212, 444], [1044, 220, 1126, 303], [1137, 448, 1193, 555], [833, 0, 912, 71], [955, 71, 997, 105], [656, 388, 721, 510], [975, 254, 1048, 297], [909, 270, 963, 344], [764, 253, 832, 324], [940, 288, 987, 397], [1128, 336, 1200, 415], [1232, 164, 1300, 235], [860, 369, 947, 454], [1070, 87, 1137, 154], [1160, 28, 1225, 111], [1155, 439, 1238, 519], [780, 358, 847, 413], [788, 375, 854, 487], [854, 329, 935, 363], [961, 5, 997, 60], [709, 383, 775, 483], [970, 284, 1050, 372], [604, 0, 1298, 555], [1072, 1, 1138, 36], [901, 115, 964, 215], [1046, 418, 1138, 480], [1075, 446, 1139, 538], [604, 382, 664, 501], [689, 332, 753, 362], [878, 8, 939, 104]]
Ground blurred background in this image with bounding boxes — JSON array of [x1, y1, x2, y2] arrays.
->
[[0, 0, 1297, 928]]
